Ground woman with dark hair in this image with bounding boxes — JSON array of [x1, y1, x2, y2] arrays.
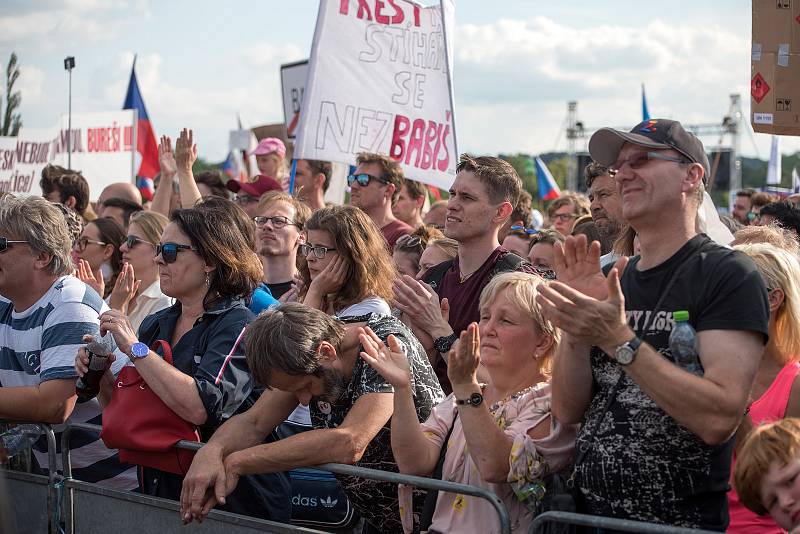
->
[[301, 204, 395, 317], [74, 217, 125, 298], [194, 170, 228, 200], [74, 203, 291, 522]]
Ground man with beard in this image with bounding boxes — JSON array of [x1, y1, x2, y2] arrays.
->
[[253, 191, 311, 300], [180, 303, 444, 533], [586, 162, 624, 266]]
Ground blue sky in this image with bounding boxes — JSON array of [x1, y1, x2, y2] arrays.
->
[[1, 0, 794, 163]]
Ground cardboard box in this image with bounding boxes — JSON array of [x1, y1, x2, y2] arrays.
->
[[752, 0, 800, 135]]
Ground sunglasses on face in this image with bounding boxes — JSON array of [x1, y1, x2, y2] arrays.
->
[[125, 235, 155, 249], [253, 215, 298, 229], [510, 225, 539, 236], [299, 243, 337, 259], [155, 242, 198, 263], [73, 236, 107, 252], [609, 151, 688, 176], [0, 236, 29, 253], [347, 173, 389, 188]]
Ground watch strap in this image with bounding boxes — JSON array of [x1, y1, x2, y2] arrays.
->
[[434, 332, 458, 354]]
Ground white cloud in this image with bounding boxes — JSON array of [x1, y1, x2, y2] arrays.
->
[[453, 16, 753, 155], [16, 65, 45, 102]]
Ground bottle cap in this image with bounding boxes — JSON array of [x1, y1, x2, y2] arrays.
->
[[673, 310, 690, 322]]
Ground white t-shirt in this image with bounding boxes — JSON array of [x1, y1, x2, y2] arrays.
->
[[335, 296, 391, 318]]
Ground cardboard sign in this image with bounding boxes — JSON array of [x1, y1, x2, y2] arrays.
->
[[294, 0, 458, 190], [281, 60, 310, 139], [0, 111, 136, 198]]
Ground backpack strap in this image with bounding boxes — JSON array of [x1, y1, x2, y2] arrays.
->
[[422, 259, 455, 294]]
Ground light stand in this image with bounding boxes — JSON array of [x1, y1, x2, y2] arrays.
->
[[64, 56, 75, 168]]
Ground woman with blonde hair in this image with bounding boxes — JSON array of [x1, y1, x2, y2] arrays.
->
[[301, 204, 395, 317], [727, 242, 800, 533], [361, 271, 577, 533]]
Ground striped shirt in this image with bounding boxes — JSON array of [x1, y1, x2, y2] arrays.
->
[[0, 276, 137, 490]]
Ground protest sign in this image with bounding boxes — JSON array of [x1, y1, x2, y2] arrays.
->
[[294, 0, 457, 190], [281, 60, 309, 139], [0, 111, 135, 198]]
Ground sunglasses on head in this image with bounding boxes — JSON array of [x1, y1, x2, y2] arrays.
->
[[125, 235, 155, 249], [155, 242, 198, 263], [510, 225, 539, 236], [0, 236, 29, 253], [347, 173, 389, 188], [395, 234, 423, 251]]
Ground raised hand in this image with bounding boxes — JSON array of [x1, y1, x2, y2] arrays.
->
[[77, 259, 105, 298], [174, 128, 197, 174], [359, 327, 411, 389], [447, 323, 481, 389], [553, 234, 609, 300], [108, 262, 140, 313], [393, 275, 451, 339], [158, 135, 178, 177]]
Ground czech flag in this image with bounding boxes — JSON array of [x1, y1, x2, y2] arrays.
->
[[535, 157, 561, 201], [123, 58, 159, 200], [221, 151, 245, 182]]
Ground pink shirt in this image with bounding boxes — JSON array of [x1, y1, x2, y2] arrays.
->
[[399, 383, 578, 533], [728, 361, 800, 534]]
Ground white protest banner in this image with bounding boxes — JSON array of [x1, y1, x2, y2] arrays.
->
[[295, 0, 457, 190], [280, 60, 309, 139], [0, 111, 135, 198]]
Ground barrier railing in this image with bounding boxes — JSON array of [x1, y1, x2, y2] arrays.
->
[[0, 422, 58, 534], [61, 422, 512, 534], [531, 511, 721, 534]]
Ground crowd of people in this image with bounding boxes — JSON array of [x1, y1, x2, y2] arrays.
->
[[2, 120, 800, 533]]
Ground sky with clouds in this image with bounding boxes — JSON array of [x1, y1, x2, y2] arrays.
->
[[1, 0, 796, 163]]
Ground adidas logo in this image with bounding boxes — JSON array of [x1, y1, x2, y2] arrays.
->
[[320, 496, 338, 508]]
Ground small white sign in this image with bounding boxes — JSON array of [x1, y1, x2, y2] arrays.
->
[[754, 113, 774, 124]]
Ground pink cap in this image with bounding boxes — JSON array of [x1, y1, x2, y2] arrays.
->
[[250, 137, 286, 158]]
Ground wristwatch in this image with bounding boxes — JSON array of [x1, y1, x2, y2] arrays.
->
[[434, 333, 458, 354], [455, 392, 484, 407], [129, 342, 149, 361], [613, 336, 642, 366]]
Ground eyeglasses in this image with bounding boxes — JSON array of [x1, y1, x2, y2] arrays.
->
[[510, 225, 539, 236], [609, 151, 689, 176], [73, 237, 108, 252], [235, 195, 259, 205], [551, 213, 575, 223], [395, 234, 423, 251], [155, 242, 198, 264], [253, 216, 298, 229], [299, 243, 337, 259], [125, 235, 155, 249], [0, 237, 29, 253], [347, 173, 390, 188]]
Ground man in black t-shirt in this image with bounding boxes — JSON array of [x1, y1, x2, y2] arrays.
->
[[180, 303, 443, 533], [254, 191, 311, 300], [537, 119, 769, 531]]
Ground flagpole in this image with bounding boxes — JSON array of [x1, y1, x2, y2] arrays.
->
[[289, 159, 298, 194], [131, 108, 138, 183]]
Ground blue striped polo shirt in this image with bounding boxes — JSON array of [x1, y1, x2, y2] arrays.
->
[[0, 276, 137, 490]]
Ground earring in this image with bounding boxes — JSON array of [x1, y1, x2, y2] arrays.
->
[[204, 272, 211, 287]]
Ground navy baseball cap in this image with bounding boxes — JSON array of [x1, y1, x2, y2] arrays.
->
[[588, 119, 710, 182]]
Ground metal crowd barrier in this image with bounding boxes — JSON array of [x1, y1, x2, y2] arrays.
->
[[62, 422, 512, 534], [0, 422, 58, 533], [531, 511, 721, 534]]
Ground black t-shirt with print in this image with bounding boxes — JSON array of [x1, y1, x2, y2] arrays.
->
[[309, 313, 445, 533], [575, 235, 769, 531]]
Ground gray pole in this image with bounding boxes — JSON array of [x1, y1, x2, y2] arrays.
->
[[67, 67, 72, 168]]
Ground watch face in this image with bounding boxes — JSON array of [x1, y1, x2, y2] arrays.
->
[[615, 346, 635, 365], [131, 343, 149, 358], [469, 393, 484, 406]]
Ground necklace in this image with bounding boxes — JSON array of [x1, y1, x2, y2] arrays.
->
[[458, 265, 480, 283], [488, 382, 546, 413]]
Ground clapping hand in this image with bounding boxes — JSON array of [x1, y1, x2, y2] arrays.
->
[[359, 327, 412, 389], [447, 323, 481, 389], [158, 135, 178, 178], [554, 235, 609, 300], [108, 262, 140, 313], [393, 275, 450, 339], [174, 128, 197, 175], [77, 259, 105, 298]]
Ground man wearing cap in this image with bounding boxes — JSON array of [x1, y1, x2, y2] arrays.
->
[[349, 152, 413, 250], [226, 175, 284, 219], [538, 119, 769, 530]]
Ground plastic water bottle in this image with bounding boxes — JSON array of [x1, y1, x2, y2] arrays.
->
[[669, 310, 702, 375], [1, 424, 42, 459], [75, 331, 117, 402]]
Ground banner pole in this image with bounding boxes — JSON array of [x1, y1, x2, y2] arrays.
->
[[289, 159, 298, 194], [439, 0, 458, 159]]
